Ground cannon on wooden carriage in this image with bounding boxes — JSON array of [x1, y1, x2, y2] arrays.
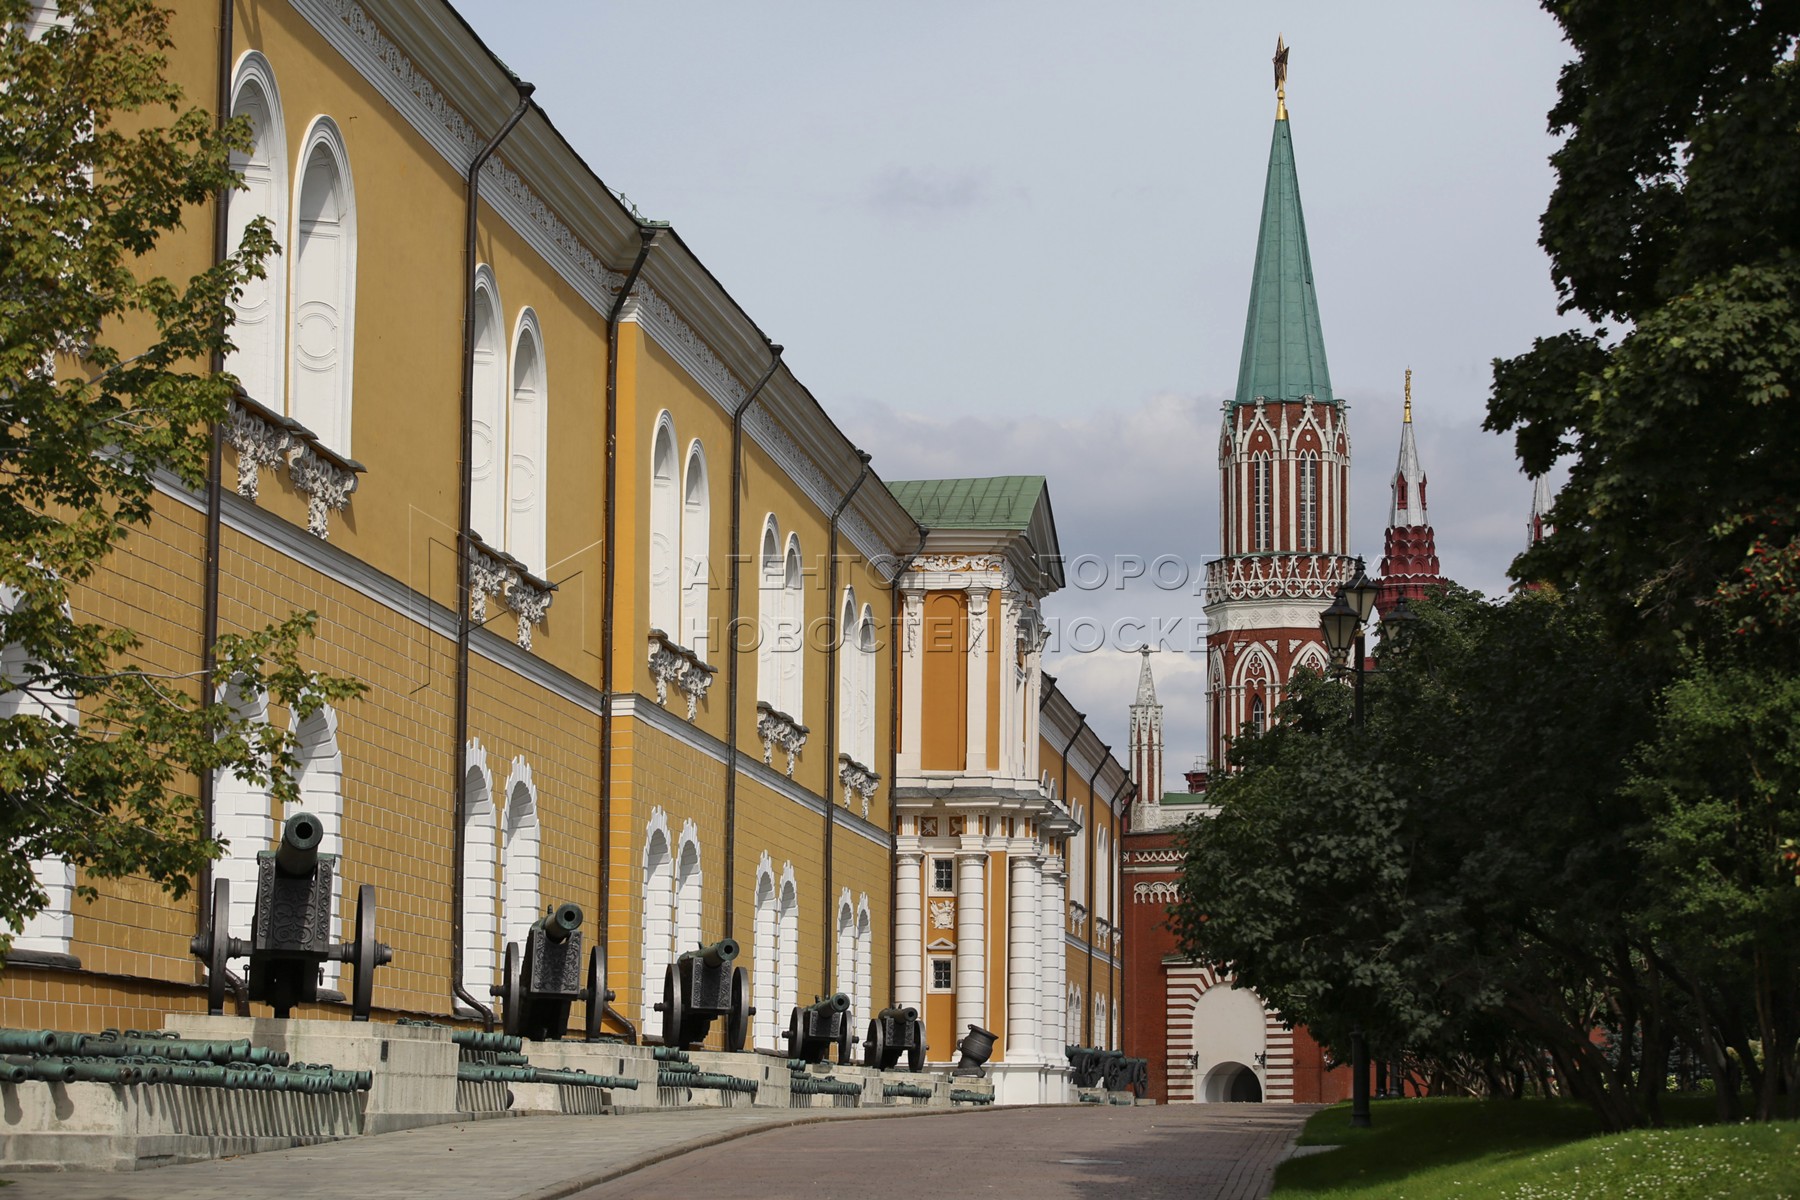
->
[[862, 1004, 924, 1072], [189, 811, 393, 1021], [489, 901, 613, 1042], [786, 992, 855, 1065], [655, 938, 752, 1051], [1124, 1056, 1150, 1097], [1098, 1049, 1130, 1092], [1066, 1044, 1105, 1088]]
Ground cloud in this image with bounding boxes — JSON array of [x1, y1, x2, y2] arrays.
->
[[865, 167, 989, 218]]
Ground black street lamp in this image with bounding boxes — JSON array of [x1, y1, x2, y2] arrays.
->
[[1321, 557, 1380, 1129]]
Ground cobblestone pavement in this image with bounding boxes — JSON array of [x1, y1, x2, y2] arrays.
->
[[574, 1103, 1322, 1200]]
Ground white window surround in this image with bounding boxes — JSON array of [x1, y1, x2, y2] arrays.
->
[[225, 52, 287, 414], [640, 808, 674, 1028], [2, 594, 80, 956], [507, 308, 547, 576], [648, 414, 679, 639], [776, 868, 799, 1035], [673, 819, 701, 958], [460, 739, 498, 1000], [853, 894, 872, 1021], [680, 440, 710, 659], [752, 854, 779, 1050], [780, 533, 804, 720], [469, 266, 506, 548], [500, 758, 540, 956], [756, 516, 781, 710], [930, 957, 953, 993], [291, 702, 346, 987], [834, 889, 855, 998], [209, 678, 272, 945], [288, 115, 356, 457]]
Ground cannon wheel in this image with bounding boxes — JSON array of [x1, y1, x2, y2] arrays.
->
[[787, 1007, 805, 1062], [836, 1006, 855, 1066], [204, 878, 232, 1016], [863, 1018, 885, 1069], [348, 884, 382, 1021], [906, 1036, 924, 1074], [499, 942, 525, 1038], [583, 945, 607, 1042], [660, 963, 687, 1049], [725, 966, 750, 1053]]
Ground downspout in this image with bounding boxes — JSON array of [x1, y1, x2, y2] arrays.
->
[[820, 452, 872, 994], [1084, 751, 1104, 1045], [1107, 775, 1133, 1051], [597, 224, 660, 1040], [198, 0, 241, 1012], [720, 345, 784, 941], [887, 527, 927, 1005], [451, 80, 534, 1026]]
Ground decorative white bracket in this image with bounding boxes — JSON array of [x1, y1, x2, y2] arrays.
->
[[755, 701, 809, 777], [223, 393, 364, 539], [837, 753, 880, 818], [466, 534, 556, 651], [647, 629, 717, 720]]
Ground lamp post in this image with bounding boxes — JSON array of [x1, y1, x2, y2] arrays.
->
[[1320, 557, 1380, 1129]]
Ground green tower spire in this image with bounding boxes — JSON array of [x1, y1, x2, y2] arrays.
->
[[1233, 96, 1334, 408]]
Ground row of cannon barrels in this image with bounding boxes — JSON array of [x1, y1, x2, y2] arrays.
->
[[1065, 1045, 1149, 1095], [1, 1054, 370, 1093], [0, 1028, 286, 1065], [454, 1062, 639, 1090], [656, 1058, 759, 1095]]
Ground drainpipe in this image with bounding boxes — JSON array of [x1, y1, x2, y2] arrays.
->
[[820, 452, 871, 994], [450, 80, 535, 1027], [1084, 751, 1104, 1044], [198, 0, 246, 1014], [1107, 775, 1133, 1052], [720, 344, 784, 941], [596, 224, 660, 1041], [887, 526, 926, 1006]]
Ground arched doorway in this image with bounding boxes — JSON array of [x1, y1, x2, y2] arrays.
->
[[1203, 1061, 1265, 1103]]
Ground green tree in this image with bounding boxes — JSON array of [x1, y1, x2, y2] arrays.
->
[[0, 1, 362, 949]]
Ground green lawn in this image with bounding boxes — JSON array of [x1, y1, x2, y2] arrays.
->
[[1274, 1097, 1800, 1199]]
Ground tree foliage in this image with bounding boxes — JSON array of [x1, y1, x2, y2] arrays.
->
[[0, 0, 363, 948]]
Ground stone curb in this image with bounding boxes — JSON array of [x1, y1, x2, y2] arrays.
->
[[516, 1103, 1032, 1200]]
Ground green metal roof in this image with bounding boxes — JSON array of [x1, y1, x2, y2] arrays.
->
[[1234, 114, 1334, 407], [887, 476, 1047, 531]]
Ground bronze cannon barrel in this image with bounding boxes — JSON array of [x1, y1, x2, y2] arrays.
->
[[680, 937, 739, 967], [876, 1005, 918, 1022], [275, 810, 325, 877], [533, 901, 583, 943], [806, 992, 852, 1015]]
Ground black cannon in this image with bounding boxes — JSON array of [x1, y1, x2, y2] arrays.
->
[[1098, 1049, 1130, 1091], [862, 1005, 924, 1072], [655, 938, 751, 1051], [490, 901, 612, 1042], [1066, 1044, 1105, 1088], [786, 992, 855, 1065], [189, 811, 393, 1021]]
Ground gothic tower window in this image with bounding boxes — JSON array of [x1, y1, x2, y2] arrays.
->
[[1252, 453, 1272, 552], [1299, 452, 1319, 552]]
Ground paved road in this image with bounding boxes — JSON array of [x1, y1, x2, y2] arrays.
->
[[0, 1103, 1317, 1200], [573, 1104, 1321, 1200]]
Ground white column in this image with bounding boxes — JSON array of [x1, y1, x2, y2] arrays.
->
[[1006, 845, 1041, 1062], [954, 844, 987, 1037], [1041, 852, 1065, 1059], [898, 589, 924, 772], [895, 843, 924, 1013], [966, 589, 989, 774]]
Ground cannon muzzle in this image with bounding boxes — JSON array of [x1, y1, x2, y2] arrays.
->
[[877, 1005, 918, 1022], [275, 811, 325, 877], [681, 938, 740, 968], [807, 992, 852, 1015], [534, 901, 583, 943]]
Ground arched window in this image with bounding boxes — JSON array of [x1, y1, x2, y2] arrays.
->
[[209, 678, 272, 943], [1096, 828, 1110, 925], [752, 858, 779, 1049], [681, 442, 710, 657], [500, 762, 540, 955], [1069, 986, 1083, 1045], [856, 605, 877, 768], [836, 587, 857, 761], [757, 517, 782, 709], [508, 310, 547, 575], [781, 533, 805, 719], [673, 823, 702, 958], [1096, 994, 1108, 1050], [469, 267, 506, 547], [1298, 452, 1319, 552], [854, 895, 873, 1020], [777, 873, 799, 1032], [292, 703, 345, 986], [1, 591, 80, 956], [1251, 694, 1266, 732], [640, 811, 673, 1027], [461, 741, 498, 1000], [1070, 804, 1086, 903], [1251, 453, 1272, 552], [225, 53, 286, 410], [289, 118, 355, 454], [835, 891, 855, 997], [648, 415, 678, 637]]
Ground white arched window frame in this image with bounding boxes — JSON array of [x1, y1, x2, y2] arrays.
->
[[1095, 828, 1110, 925], [835, 889, 855, 997], [288, 116, 356, 454], [1, 592, 80, 956], [681, 441, 710, 658], [777, 869, 799, 1033], [225, 52, 287, 411], [836, 587, 857, 762], [752, 855, 779, 1049], [780, 533, 804, 719], [648, 413, 679, 638], [641, 809, 673, 1027], [757, 517, 782, 709], [1299, 451, 1320, 552], [469, 266, 506, 547], [1070, 804, 1087, 904], [507, 309, 548, 575], [1251, 452, 1272, 552], [854, 894, 872, 1020], [461, 740, 498, 1000], [1070, 985, 1083, 1045], [856, 604, 877, 769], [1096, 994, 1108, 1050], [500, 759, 540, 956], [209, 678, 272, 943], [291, 703, 345, 986], [673, 819, 702, 958]]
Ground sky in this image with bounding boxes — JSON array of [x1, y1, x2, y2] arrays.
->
[[455, 0, 1577, 786]]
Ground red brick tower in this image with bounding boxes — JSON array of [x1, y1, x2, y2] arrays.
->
[[1375, 370, 1444, 616]]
